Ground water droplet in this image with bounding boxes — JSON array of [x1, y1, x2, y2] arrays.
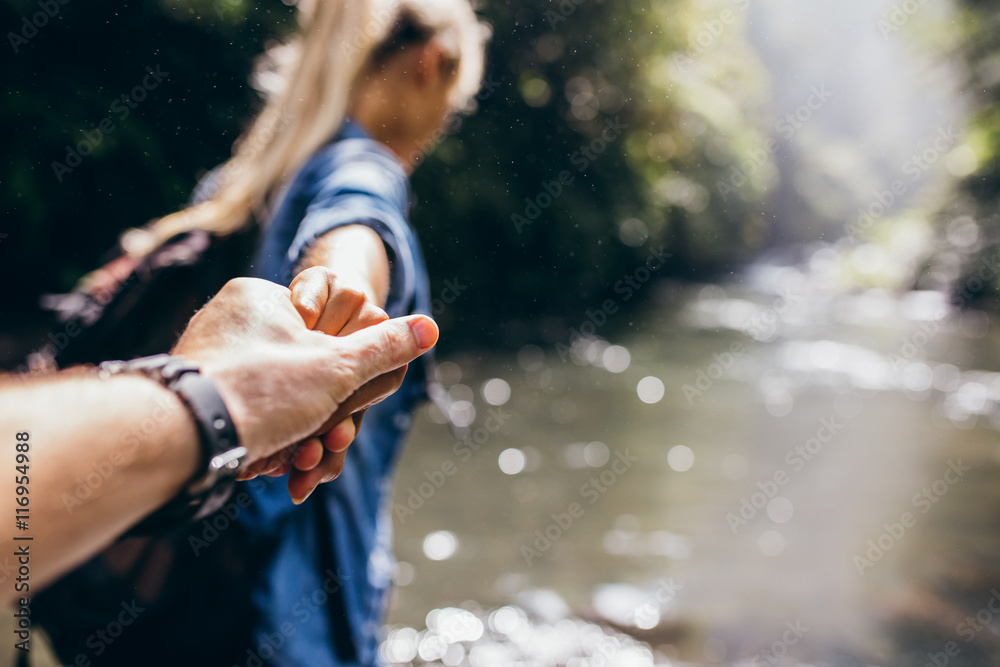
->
[[767, 497, 794, 524], [603, 345, 631, 373], [667, 445, 694, 472], [482, 378, 511, 406], [423, 530, 458, 561], [498, 448, 526, 475], [758, 530, 786, 556], [584, 441, 610, 467], [637, 376, 665, 403]]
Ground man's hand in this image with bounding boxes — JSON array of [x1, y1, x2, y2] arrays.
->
[[172, 276, 438, 471]]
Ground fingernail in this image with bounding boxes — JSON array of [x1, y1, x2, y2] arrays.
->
[[292, 491, 311, 505], [409, 317, 438, 350]]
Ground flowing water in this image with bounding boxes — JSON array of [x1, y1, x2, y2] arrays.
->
[[385, 257, 1000, 665], [382, 2, 987, 662]]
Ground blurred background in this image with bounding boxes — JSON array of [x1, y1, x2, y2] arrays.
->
[[4, 0, 1000, 664]]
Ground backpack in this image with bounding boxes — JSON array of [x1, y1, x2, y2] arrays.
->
[[31, 226, 258, 371]]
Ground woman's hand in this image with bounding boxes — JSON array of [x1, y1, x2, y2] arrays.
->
[[237, 266, 416, 504]]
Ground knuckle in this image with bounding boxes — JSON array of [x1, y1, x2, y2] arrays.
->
[[373, 325, 400, 358], [224, 276, 250, 290], [298, 297, 321, 321], [302, 265, 330, 280], [226, 276, 261, 293], [224, 276, 286, 305], [362, 303, 390, 325], [220, 277, 250, 299], [342, 286, 368, 311]]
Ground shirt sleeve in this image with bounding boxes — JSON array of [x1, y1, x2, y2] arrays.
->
[[283, 146, 417, 319]]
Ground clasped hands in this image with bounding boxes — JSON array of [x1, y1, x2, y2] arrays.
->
[[172, 266, 437, 505]]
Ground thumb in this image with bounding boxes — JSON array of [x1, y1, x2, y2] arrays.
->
[[335, 314, 438, 384]]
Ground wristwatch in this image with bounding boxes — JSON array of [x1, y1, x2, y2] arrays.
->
[[98, 354, 247, 532]]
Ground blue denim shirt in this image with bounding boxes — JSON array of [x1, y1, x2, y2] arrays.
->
[[240, 120, 431, 666]]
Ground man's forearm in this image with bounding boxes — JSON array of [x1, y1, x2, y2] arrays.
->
[[0, 373, 199, 601]]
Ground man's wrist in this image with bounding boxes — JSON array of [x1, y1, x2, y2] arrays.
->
[[99, 354, 247, 514], [108, 374, 202, 486]]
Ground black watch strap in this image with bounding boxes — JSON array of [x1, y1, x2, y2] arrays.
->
[[170, 371, 245, 516], [98, 354, 247, 535]]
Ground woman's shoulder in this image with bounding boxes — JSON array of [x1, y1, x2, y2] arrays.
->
[[310, 135, 405, 181], [298, 136, 408, 204]]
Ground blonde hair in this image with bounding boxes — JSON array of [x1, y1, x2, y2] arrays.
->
[[123, 0, 488, 256]]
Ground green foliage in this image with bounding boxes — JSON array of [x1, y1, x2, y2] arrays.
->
[[0, 0, 769, 347], [413, 0, 772, 343], [927, 1, 1000, 307], [0, 0, 291, 306]]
